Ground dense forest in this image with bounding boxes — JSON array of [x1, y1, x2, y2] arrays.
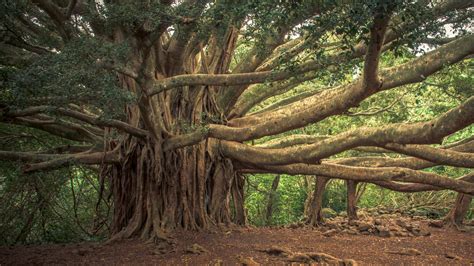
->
[[0, 0, 473, 263]]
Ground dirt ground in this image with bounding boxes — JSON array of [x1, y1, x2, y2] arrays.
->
[[1, 220, 473, 265]]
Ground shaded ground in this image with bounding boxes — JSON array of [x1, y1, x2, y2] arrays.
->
[[1, 219, 473, 265]]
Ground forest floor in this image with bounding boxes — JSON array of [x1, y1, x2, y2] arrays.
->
[[1, 215, 473, 265]]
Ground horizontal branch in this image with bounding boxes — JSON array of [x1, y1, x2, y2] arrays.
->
[[372, 181, 440, 193], [327, 139, 474, 170], [147, 57, 331, 96], [292, 140, 474, 192], [250, 163, 474, 195], [369, 171, 473, 193], [23, 151, 118, 173], [384, 143, 474, 168], [0, 150, 118, 173], [218, 96, 474, 165], [6, 106, 148, 139], [249, 87, 322, 116], [255, 134, 389, 153], [163, 130, 209, 151], [229, 73, 320, 118], [10, 116, 102, 143], [0, 151, 58, 162], [344, 93, 405, 117]]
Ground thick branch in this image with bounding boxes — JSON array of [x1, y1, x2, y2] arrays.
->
[[148, 57, 331, 96], [361, 11, 391, 89], [384, 143, 474, 168], [248, 163, 474, 195], [218, 96, 474, 165], [328, 139, 474, 170], [256, 134, 390, 153], [220, 34, 474, 140], [6, 106, 148, 139], [22, 151, 118, 173], [0, 149, 118, 173], [229, 73, 319, 117], [9, 117, 102, 143]]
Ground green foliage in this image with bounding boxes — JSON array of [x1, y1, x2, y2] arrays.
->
[[322, 180, 347, 213], [245, 174, 307, 226], [0, 163, 109, 245], [2, 37, 134, 118], [0, 124, 109, 245]]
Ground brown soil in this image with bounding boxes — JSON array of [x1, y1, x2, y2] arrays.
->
[[1, 220, 473, 265]]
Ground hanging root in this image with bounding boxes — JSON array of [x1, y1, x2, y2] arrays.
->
[[101, 135, 245, 244]]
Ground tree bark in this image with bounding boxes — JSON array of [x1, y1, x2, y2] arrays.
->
[[102, 74, 246, 242], [443, 193, 472, 227], [265, 175, 280, 225], [305, 176, 330, 226], [346, 180, 359, 221], [104, 137, 245, 242]]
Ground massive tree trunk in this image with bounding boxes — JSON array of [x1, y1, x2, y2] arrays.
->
[[104, 136, 246, 241], [305, 176, 330, 226], [103, 30, 246, 241]]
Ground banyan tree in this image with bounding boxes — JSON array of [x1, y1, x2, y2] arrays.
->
[[1, 0, 473, 242]]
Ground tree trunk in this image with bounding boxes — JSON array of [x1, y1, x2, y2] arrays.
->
[[265, 175, 280, 225], [102, 56, 246, 241], [346, 180, 359, 221], [443, 175, 474, 227], [305, 176, 330, 226], [303, 176, 314, 217], [99, 27, 247, 242], [103, 137, 246, 242], [443, 193, 472, 227]]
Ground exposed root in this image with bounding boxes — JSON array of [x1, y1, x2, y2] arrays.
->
[[185, 244, 209, 254], [237, 255, 260, 265], [259, 246, 357, 265], [259, 246, 292, 257]]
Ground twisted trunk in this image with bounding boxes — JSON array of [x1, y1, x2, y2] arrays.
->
[[100, 30, 245, 241], [103, 136, 245, 242]]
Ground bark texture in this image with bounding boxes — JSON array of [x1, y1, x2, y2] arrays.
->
[[305, 176, 330, 226], [346, 181, 359, 221], [443, 193, 472, 227]]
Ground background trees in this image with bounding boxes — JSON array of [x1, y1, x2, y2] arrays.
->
[[0, 0, 473, 244]]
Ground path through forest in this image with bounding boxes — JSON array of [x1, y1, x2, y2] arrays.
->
[[1, 217, 473, 265]]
